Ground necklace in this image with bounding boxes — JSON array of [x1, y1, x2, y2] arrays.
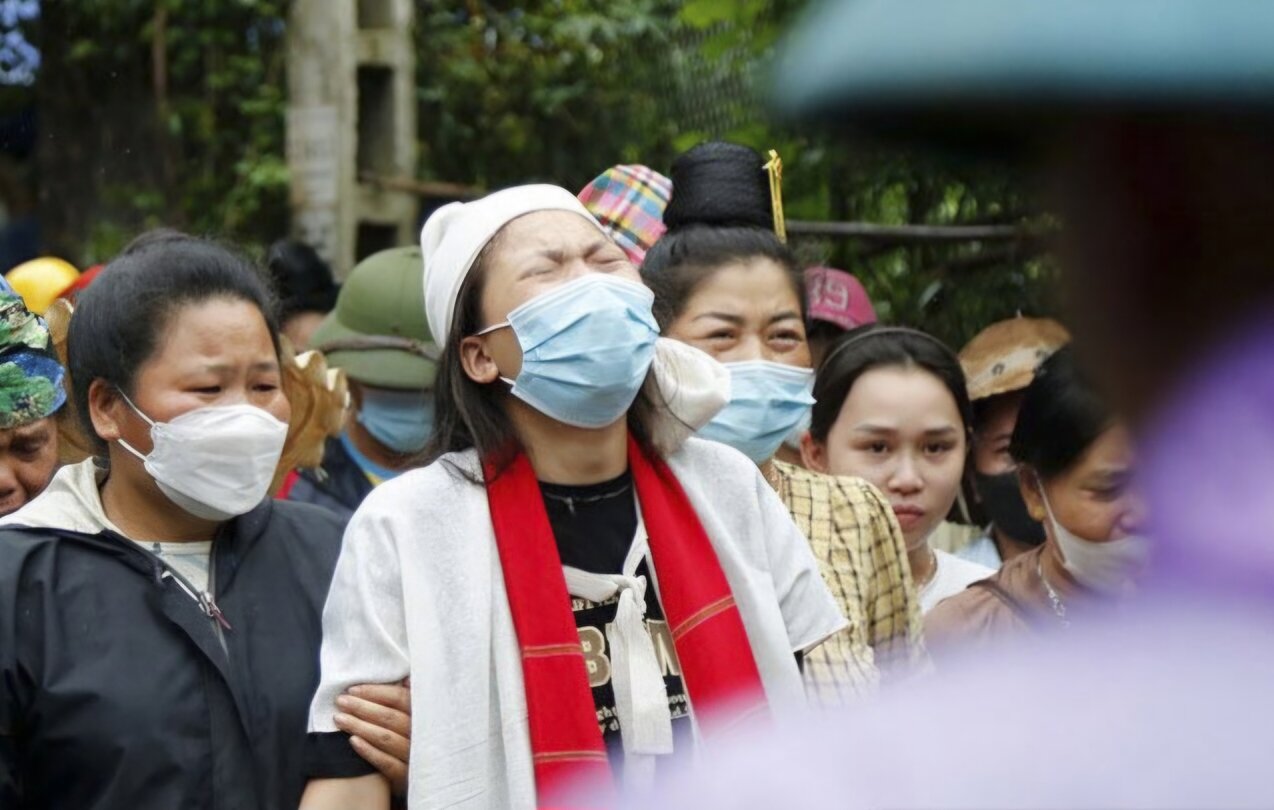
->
[[1037, 557, 1071, 629], [541, 481, 633, 515], [915, 547, 939, 591]]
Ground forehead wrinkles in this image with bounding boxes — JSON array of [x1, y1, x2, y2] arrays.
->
[[494, 211, 602, 258]]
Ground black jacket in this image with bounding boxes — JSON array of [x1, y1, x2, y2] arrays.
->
[[0, 499, 346, 810], [286, 437, 375, 523]]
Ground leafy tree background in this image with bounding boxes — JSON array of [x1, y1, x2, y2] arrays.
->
[[7, 0, 1057, 348], [30, 0, 290, 261]]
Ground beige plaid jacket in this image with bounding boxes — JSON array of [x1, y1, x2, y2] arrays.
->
[[771, 461, 926, 704]]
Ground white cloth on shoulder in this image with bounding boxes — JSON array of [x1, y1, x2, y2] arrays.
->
[[308, 438, 847, 810]]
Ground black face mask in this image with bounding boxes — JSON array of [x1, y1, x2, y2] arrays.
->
[[974, 471, 1047, 546]]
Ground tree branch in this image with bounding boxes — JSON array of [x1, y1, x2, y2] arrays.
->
[[788, 219, 1048, 242]]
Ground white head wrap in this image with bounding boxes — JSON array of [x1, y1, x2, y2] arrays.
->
[[420, 184, 601, 347], [418, 183, 731, 453]]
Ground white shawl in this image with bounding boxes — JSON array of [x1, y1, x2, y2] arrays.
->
[[308, 438, 845, 809]]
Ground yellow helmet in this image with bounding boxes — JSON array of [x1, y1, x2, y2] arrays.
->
[[5, 257, 79, 315]]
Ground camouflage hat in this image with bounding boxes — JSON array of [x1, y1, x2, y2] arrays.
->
[[0, 278, 66, 429]]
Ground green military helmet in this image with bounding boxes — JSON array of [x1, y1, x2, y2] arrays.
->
[[311, 246, 438, 390]]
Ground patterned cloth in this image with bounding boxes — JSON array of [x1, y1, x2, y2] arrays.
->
[[577, 165, 672, 265], [0, 280, 65, 429], [771, 460, 926, 704]]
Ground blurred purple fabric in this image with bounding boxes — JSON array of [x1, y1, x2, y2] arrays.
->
[[1141, 309, 1274, 600], [597, 601, 1274, 809], [565, 306, 1274, 809]]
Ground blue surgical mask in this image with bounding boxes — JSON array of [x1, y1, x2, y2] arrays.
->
[[698, 361, 816, 463], [477, 274, 659, 429], [356, 387, 434, 454], [782, 406, 812, 453]]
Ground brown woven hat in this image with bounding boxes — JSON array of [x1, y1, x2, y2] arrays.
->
[[959, 316, 1070, 401]]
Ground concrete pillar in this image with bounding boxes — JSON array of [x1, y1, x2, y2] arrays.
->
[[286, 0, 417, 279]]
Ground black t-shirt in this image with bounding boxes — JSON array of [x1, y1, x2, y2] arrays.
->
[[540, 471, 692, 778]]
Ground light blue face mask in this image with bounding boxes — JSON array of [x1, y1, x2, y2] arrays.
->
[[477, 273, 659, 429], [356, 387, 435, 454], [697, 361, 816, 463], [782, 406, 813, 453]]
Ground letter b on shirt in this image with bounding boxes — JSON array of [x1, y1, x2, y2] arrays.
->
[[579, 626, 611, 687]]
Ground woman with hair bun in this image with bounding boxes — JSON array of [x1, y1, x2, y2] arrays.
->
[[645, 141, 925, 701]]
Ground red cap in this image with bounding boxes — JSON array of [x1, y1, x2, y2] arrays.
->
[[805, 266, 877, 331]]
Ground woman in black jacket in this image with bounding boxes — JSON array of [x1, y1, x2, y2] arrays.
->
[[0, 232, 408, 809]]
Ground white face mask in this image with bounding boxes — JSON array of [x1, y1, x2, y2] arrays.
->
[[119, 395, 289, 522], [1041, 488, 1149, 594]]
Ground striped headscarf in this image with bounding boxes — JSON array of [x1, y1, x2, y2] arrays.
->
[[577, 164, 672, 265]]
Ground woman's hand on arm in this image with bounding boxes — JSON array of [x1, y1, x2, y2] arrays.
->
[[335, 680, 412, 796], [305, 497, 413, 797], [300, 774, 391, 810]]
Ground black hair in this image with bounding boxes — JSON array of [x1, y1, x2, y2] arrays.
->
[[661, 141, 774, 231], [1009, 346, 1113, 480], [68, 230, 282, 454], [971, 388, 1027, 434], [641, 141, 803, 329], [425, 228, 657, 476], [809, 325, 973, 443], [266, 238, 339, 319], [807, 318, 849, 352]]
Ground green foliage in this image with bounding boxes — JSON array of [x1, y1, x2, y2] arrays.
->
[[36, 0, 1054, 346], [415, 0, 684, 193], [663, 0, 1058, 348], [416, 0, 1056, 349], [47, 0, 290, 262], [152, 0, 291, 250]]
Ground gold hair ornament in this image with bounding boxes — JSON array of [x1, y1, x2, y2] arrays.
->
[[764, 149, 787, 243]]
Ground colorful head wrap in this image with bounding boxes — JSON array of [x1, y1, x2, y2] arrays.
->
[[577, 165, 671, 265], [0, 276, 67, 429]]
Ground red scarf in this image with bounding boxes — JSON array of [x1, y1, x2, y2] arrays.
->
[[484, 435, 768, 804]]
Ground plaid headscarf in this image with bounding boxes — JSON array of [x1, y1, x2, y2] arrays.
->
[[0, 276, 66, 429], [577, 164, 672, 265]]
